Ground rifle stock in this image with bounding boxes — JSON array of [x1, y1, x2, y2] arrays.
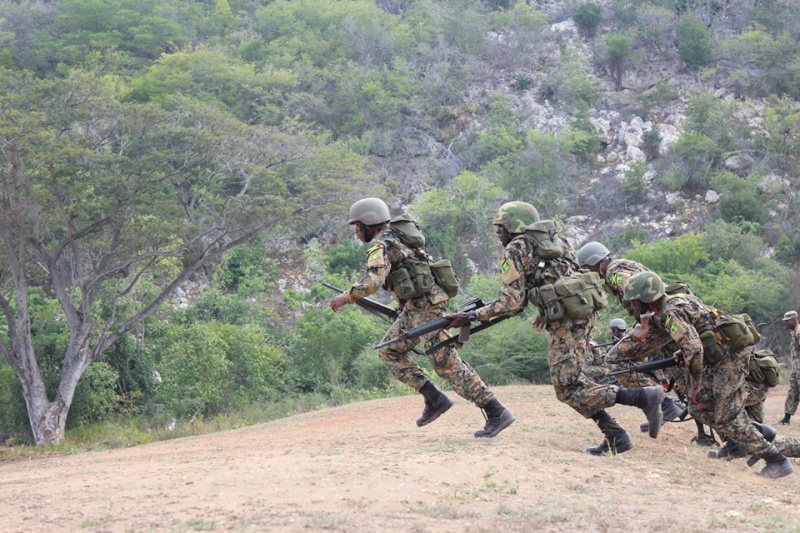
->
[[601, 357, 678, 381]]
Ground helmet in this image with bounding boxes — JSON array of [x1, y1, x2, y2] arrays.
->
[[576, 241, 610, 267], [492, 201, 540, 234], [348, 198, 391, 225], [609, 318, 627, 331], [622, 271, 666, 304]]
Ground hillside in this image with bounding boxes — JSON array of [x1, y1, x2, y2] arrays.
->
[[4, 384, 800, 532]]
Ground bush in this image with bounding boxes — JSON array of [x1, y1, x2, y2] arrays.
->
[[573, 3, 603, 38], [642, 129, 662, 160], [675, 14, 713, 69], [701, 219, 767, 269], [68, 362, 120, 427]]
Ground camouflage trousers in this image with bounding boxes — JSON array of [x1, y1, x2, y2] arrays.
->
[[775, 435, 800, 457], [546, 315, 618, 418], [784, 359, 800, 416], [744, 379, 768, 424], [378, 299, 493, 407], [688, 347, 771, 456]]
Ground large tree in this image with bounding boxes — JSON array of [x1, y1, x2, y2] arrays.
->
[[0, 68, 353, 444]]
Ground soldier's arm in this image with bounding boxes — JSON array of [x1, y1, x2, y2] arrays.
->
[[340, 242, 390, 304], [474, 248, 526, 322], [666, 311, 703, 385]]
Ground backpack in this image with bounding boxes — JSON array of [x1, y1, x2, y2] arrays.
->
[[389, 214, 425, 249], [749, 349, 781, 387], [386, 214, 459, 298], [524, 219, 564, 260]]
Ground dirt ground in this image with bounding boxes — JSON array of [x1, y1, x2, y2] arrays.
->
[[3, 384, 800, 533]]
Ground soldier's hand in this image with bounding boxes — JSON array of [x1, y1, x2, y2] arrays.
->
[[631, 324, 648, 343], [532, 316, 547, 330], [673, 349, 686, 368], [446, 311, 475, 328], [330, 294, 348, 313]]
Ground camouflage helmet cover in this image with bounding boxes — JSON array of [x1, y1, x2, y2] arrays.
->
[[348, 198, 391, 225], [609, 318, 628, 331], [576, 241, 610, 267], [622, 271, 666, 304], [492, 201, 540, 234]]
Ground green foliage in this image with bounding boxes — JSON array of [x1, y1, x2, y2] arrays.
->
[[287, 307, 385, 393], [218, 244, 278, 296], [684, 91, 734, 150], [701, 219, 767, 269], [641, 129, 662, 160], [710, 172, 768, 225], [622, 162, 649, 201], [572, 3, 604, 38], [627, 234, 709, 280], [68, 362, 120, 427], [660, 132, 720, 192], [151, 324, 231, 418], [675, 14, 713, 69], [0, 363, 29, 438], [605, 33, 633, 89], [325, 239, 366, 278]]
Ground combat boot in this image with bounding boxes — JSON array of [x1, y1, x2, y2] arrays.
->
[[474, 398, 515, 438], [639, 397, 687, 432], [586, 410, 634, 456], [416, 381, 453, 427], [615, 386, 664, 438], [708, 439, 746, 460], [747, 422, 778, 467], [756, 445, 793, 479], [778, 413, 791, 426]]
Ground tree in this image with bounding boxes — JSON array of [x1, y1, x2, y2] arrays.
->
[[573, 3, 603, 38], [675, 13, 713, 69], [0, 68, 353, 444], [604, 33, 633, 90]]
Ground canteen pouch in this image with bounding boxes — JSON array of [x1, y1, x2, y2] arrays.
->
[[716, 314, 756, 351], [700, 329, 724, 365], [740, 313, 762, 345], [429, 259, 459, 297]]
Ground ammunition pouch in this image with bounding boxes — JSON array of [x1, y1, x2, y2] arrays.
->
[[749, 349, 780, 387], [531, 272, 607, 322], [716, 314, 757, 351], [429, 259, 459, 297], [699, 328, 724, 366], [386, 262, 434, 301]]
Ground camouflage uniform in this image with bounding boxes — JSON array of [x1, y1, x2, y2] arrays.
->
[[342, 227, 494, 406], [474, 232, 619, 418], [745, 376, 768, 424], [783, 322, 800, 416], [649, 293, 771, 457]]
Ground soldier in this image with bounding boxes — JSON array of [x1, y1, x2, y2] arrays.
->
[[447, 202, 664, 455], [610, 318, 628, 341], [622, 271, 793, 478], [576, 241, 685, 422], [329, 198, 515, 438], [778, 310, 800, 425]]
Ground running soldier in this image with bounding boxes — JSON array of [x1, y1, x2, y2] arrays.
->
[[622, 271, 792, 478], [447, 202, 664, 455], [329, 198, 515, 438], [778, 310, 800, 425]]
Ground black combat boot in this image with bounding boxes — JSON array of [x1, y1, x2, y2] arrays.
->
[[474, 398, 515, 438], [756, 445, 794, 479], [416, 381, 453, 427], [639, 397, 687, 432], [615, 386, 664, 438], [747, 422, 778, 467], [778, 413, 791, 426], [586, 410, 634, 456], [708, 439, 746, 460]]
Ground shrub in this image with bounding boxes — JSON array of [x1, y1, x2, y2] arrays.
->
[[642, 129, 662, 160], [675, 14, 713, 69], [573, 3, 603, 38]]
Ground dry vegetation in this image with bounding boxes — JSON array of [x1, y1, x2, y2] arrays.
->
[[3, 384, 800, 532]]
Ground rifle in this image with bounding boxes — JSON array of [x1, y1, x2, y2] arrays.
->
[[590, 339, 617, 353], [322, 282, 399, 321], [323, 282, 426, 357], [598, 356, 678, 383], [374, 297, 512, 352]]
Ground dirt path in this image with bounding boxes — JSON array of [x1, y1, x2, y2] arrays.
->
[[3, 384, 800, 532]]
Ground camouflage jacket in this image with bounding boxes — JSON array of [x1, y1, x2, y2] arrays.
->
[[791, 324, 800, 363], [656, 293, 718, 385], [474, 233, 578, 322], [342, 227, 448, 307], [605, 259, 650, 302]]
